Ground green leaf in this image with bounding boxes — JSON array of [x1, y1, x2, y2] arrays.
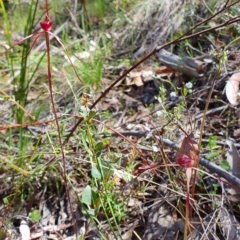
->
[[102, 138, 110, 145], [183, 86, 188, 96], [95, 142, 103, 155], [82, 185, 92, 205], [220, 160, 231, 171], [30, 209, 41, 221], [212, 184, 219, 194], [91, 165, 102, 179], [207, 135, 217, 150], [3, 197, 9, 205], [3, 194, 14, 204], [206, 151, 220, 160], [88, 110, 97, 119], [81, 130, 92, 156], [82, 208, 95, 216]]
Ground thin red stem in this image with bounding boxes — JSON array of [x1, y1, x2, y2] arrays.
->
[[44, 31, 75, 226], [45, 0, 49, 16]]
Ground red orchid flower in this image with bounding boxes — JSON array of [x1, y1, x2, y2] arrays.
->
[[40, 15, 52, 32], [177, 154, 195, 168]]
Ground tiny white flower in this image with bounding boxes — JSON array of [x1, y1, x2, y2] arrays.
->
[[185, 82, 193, 89], [155, 110, 164, 116], [89, 40, 97, 52], [188, 89, 193, 93], [152, 145, 159, 152], [78, 51, 90, 59], [142, 70, 153, 78], [90, 40, 97, 47], [170, 91, 177, 98]]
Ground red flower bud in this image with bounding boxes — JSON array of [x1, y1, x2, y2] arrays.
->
[[177, 154, 195, 168], [40, 15, 52, 31]]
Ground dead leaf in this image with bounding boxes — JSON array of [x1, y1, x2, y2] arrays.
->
[[122, 220, 139, 240], [126, 68, 154, 86], [228, 194, 240, 203], [155, 66, 174, 75], [143, 198, 183, 239], [226, 139, 240, 178], [214, 38, 225, 48], [225, 72, 240, 105], [126, 71, 143, 86]]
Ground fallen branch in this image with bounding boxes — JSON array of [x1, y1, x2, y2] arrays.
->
[[113, 131, 240, 187], [156, 49, 204, 78], [162, 137, 240, 187]]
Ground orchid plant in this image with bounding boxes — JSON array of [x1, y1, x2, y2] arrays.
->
[[175, 124, 200, 238], [0, 0, 81, 230]]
